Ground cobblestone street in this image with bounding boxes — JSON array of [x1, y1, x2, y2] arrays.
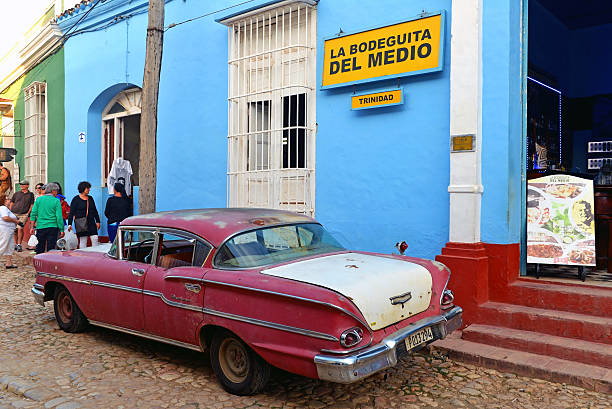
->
[[0, 259, 609, 408]]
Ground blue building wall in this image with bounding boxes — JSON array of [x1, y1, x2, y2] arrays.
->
[[480, 0, 524, 245], [60, 0, 151, 236], [314, 0, 451, 255], [60, 0, 529, 259], [59, 0, 454, 257]]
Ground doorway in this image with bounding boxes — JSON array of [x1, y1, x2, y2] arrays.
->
[[101, 88, 141, 188], [525, 0, 612, 284]]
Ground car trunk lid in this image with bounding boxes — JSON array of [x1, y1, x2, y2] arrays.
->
[[260, 252, 433, 330]]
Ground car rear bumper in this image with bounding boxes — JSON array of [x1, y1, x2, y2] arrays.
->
[[31, 284, 45, 306], [314, 306, 462, 383]]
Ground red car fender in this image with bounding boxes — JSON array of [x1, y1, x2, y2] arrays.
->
[[197, 269, 370, 379]]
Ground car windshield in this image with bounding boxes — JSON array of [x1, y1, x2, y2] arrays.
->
[[215, 223, 345, 268]]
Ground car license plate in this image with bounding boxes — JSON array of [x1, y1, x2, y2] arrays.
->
[[405, 327, 434, 350]]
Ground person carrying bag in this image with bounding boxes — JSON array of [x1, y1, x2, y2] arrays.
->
[[67, 181, 100, 248], [74, 198, 89, 234]]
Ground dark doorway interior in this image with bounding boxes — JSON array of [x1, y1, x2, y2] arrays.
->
[[527, 0, 612, 280], [123, 114, 141, 186]]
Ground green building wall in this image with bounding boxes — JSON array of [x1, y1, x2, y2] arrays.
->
[[0, 47, 65, 189]]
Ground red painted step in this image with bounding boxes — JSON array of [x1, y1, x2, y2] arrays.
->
[[431, 336, 612, 393], [492, 279, 612, 318], [462, 324, 612, 369], [478, 302, 612, 344]]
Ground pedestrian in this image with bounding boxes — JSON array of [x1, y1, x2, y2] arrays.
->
[[67, 181, 100, 248], [53, 181, 70, 224], [10, 180, 34, 252], [29, 183, 64, 254], [0, 163, 12, 197], [104, 182, 132, 243], [34, 183, 44, 199], [0, 193, 20, 268]]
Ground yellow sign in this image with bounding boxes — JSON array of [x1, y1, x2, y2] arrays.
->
[[452, 135, 474, 152], [351, 89, 403, 110], [322, 12, 445, 89]]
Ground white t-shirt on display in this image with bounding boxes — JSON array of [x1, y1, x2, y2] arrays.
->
[[0, 206, 16, 230]]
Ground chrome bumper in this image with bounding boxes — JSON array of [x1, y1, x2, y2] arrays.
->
[[31, 284, 45, 306], [314, 306, 462, 383]]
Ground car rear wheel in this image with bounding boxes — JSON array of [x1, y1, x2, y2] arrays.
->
[[209, 330, 270, 395], [53, 287, 88, 333]]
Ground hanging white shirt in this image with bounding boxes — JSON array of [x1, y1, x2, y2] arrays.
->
[[107, 157, 133, 195]]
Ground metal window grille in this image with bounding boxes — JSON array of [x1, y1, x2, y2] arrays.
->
[[227, 3, 317, 216], [24, 82, 47, 187]]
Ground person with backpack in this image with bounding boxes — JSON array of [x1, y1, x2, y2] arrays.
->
[[53, 182, 71, 224]]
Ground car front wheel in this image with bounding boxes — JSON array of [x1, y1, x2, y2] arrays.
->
[[53, 287, 88, 333], [209, 330, 270, 395]]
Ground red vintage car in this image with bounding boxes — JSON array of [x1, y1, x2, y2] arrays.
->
[[31, 208, 461, 395]]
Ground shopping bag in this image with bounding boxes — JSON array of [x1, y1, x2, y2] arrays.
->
[[27, 234, 38, 248], [63, 228, 78, 250]]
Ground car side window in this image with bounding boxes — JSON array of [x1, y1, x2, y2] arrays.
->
[[193, 240, 212, 266], [108, 235, 118, 258], [156, 232, 210, 269], [121, 229, 156, 263]]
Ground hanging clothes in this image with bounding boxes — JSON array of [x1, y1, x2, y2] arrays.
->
[[107, 158, 133, 195]]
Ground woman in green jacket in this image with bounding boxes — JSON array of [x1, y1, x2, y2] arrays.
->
[[30, 183, 64, 254]]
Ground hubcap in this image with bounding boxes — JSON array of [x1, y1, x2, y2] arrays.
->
[[58, 292, 73, 323], [218, 338, 249, 383]]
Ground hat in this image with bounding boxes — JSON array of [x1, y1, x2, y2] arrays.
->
[[19, 180, 30, 185]]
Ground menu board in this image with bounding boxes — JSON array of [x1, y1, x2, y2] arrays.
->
[[527, 175, 596, 266]]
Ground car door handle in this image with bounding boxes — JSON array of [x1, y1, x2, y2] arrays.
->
[[132, 268, 145, 276]]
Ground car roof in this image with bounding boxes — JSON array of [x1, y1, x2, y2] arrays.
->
[[122, 208, 316, 247]]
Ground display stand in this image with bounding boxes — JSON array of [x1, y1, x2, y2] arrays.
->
[[533, 263, 586, 281], [527, 170, 596, 281]]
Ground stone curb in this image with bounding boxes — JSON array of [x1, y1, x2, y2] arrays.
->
[[0, 375, 80, 408]]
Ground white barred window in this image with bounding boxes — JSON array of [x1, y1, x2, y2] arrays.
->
[[226, 1, 317, 216], [24, 81, 47, 187]]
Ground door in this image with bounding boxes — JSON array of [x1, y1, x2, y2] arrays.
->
[[92, 228, 156, 330], [143, 230, 212, 344]]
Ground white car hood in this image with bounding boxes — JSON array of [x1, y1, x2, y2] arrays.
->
[[261, 252, 433, 330]]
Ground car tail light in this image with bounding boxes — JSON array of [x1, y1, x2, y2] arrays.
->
[[340, 327, 363, 347], [441, 289, 454, 308]]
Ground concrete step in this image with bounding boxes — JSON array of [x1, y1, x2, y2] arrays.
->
[[493, 279, 612, 318], [430, 336, 612, 394], [462, 324, 612, 369], [478, 302, 612, 344]]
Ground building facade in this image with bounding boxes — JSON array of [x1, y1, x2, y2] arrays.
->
[[0, 4, 66, 191], [57, 0, 524, 324]]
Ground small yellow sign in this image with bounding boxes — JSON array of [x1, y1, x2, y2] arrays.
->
[[452, 135, 474, 152], [322, 12, 444, 89], [351, 89, 403, 110]]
